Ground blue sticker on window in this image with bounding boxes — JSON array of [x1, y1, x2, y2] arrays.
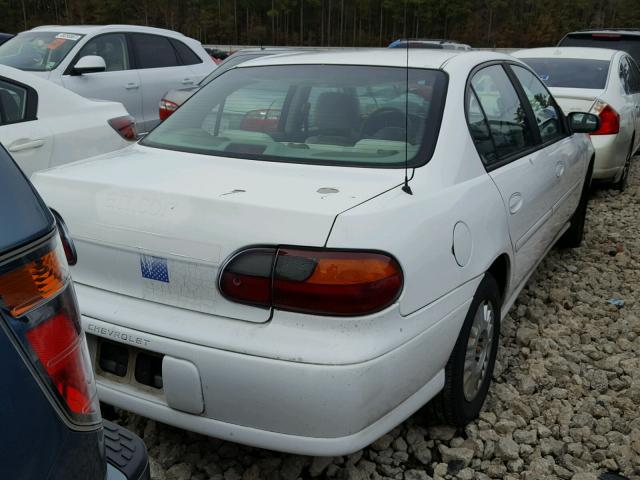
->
[[538, 74, 550, 81], [140, 254, 169, 283]]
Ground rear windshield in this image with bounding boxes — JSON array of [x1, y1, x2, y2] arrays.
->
[[0, 146, 53, 254], [143, 64, 447, 168], [0, 31, 84, 71], [559, 33, 640, 65], [520, 58, 610, 89]]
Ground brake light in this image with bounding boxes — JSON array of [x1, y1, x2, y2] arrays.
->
[[108, 115, 137, 141], [591, 101, 620, 135], [159, 98, 179, 121], [51, 209, 77, 266], [0, 236, 100, 425], [219, 247, 403, 316]]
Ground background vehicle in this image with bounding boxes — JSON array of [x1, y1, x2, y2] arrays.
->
[[0, 25, 213, 133], [159, 48, 303, 120], [388, 38, 472, 50], [515, 47, 640, 189], [0, 64, 134, 177], [558, 29, 640, 65], [0, 144, 149, 480], [204, 47, 230, 64], [32, 49, 597, 456], [0, 33, 13, 46]]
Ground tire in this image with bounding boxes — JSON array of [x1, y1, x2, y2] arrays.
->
[[613, 140, 633, 192], [558, 157, 593, 248], [428, 273, 501, 426]]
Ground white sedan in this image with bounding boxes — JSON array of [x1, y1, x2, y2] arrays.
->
[[0, 65, 134, 177], [514, 47, 640, 189], [32, 49, 598, 455]]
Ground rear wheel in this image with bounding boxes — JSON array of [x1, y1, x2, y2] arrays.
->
[[429, 273, 501, 426], [558, 157, 593, 248], [613, 140, 634, 191]]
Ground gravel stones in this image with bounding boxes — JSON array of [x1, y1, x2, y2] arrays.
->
[[114, 163, 640, 479]]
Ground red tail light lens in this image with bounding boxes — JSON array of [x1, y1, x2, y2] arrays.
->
[[591, 102, 620, 135], [219, 247, 403, 316], [0, 236, 100, 426], [159, 98, 179, 121], [108, 115, 137, 141]]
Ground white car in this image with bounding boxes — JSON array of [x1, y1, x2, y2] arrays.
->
[[514, 47, 640, 189], [0, 25, 214, 134], [32, 50, 598, 455], [0, 64, 134, 177]]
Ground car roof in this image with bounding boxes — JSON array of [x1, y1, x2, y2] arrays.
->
[[237, 48, 493, 69], [29, 24, 188, 38], [566, 29, 640, 37], [512, 47, 619, 61]]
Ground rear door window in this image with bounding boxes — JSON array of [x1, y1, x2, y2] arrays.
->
[[469, 65, 536, 162], [511, 65, 564, 144], [170, 39, 202, 65], [131, 34, 179, 69], [0, 79, 28, 125]]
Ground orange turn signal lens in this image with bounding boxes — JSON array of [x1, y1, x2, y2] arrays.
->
[[0, 241, 68, 317]]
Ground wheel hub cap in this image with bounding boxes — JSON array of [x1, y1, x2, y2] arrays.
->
[[463, 300, 495, 401]]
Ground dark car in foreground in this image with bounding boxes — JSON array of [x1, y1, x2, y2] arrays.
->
[[0, 144, 150, 480], [559, 29, 640, 66], [159, 48, 304, 120]]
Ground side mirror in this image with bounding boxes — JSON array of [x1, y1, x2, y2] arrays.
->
[[568, 112, 600, 134], [71, 55, 106, 75]]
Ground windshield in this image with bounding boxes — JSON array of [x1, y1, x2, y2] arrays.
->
[[0, 31, 84, 71], [521, 58, 610, 89], [560, 34, 640, 66], [143, 64, 447, 168]]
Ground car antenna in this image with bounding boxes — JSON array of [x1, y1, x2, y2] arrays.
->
[[401, 0, 413, 195]]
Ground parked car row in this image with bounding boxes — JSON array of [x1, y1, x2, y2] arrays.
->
[[0, 25, 638, 474]]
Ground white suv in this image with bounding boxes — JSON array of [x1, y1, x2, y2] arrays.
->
[[0, 25, 214, 133]]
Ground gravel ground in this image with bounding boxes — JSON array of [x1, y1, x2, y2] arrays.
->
[[114, 160, 640, 480]]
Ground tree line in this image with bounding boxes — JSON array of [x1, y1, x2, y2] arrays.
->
[[3, 0, 640, 48]]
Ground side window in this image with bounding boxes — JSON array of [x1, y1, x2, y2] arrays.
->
[[466, 89, 498, 165], [619, 57, 632, 94], [627, 57, 640, 93], [0, 79, 28, 125], [511, 65, 564, 144], [76, 33, 129, 72], [470, 65, 536, 161], [170, 39, 202, 65], [131, 34, 179, 69]]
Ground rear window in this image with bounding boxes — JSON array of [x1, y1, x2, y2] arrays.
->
[[520, 58, 610, 89], [142, 64, 447, 168], [559, 33, 640, 65], [170, 39, 203, 65], [0, 146, 53, 254]]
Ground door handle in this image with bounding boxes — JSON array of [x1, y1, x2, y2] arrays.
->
[[8, 138, 45, 153], [125, 82, 139, 90], [555, 161, 566, 177], [508, 192, 523, 214], [181, 78, 194, 85]]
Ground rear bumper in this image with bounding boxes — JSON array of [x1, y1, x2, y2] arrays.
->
[[82, 283, 475, 455], [591, 134, 626, 181], [104, 420, 150, 480]]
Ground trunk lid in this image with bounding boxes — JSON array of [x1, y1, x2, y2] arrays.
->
[[549, 87, 603, 114], [31, 145, 401, 323]]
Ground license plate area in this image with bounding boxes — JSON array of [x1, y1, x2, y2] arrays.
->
[[95, 337, 164, 391]]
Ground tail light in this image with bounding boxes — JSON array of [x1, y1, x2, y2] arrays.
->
[[591, 101, 620, 135], [159, 98, 179, 121], [51, 209, 77, 266], [219, 247, 403, 316], [108, 115, 137, 141], [0, 235, 100, 426]]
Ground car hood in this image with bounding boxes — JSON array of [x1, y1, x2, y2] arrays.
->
[[31, 144, 402, 323]]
